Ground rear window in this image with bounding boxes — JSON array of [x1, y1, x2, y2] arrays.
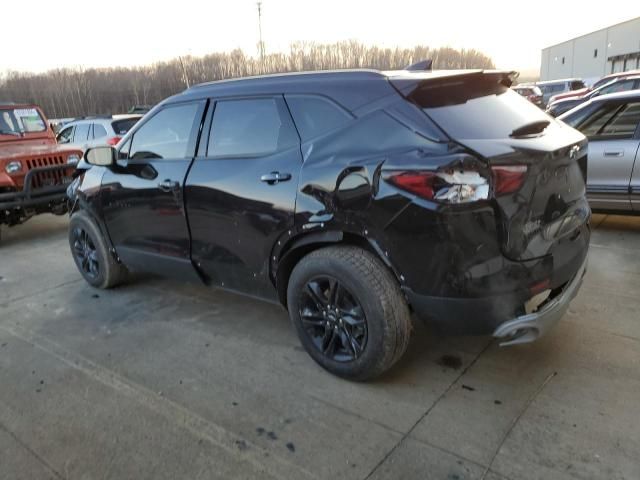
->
[[412, 76, 550, 139], [539, 84, 565, 95], [571, 80, 586, 90], [0, 107, 47, 134], [112, 118, 140, 135]]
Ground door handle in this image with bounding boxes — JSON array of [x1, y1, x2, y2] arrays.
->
[[604, 151, 624, 157], [158, 179, 179, 192], [260, 172, 292, 185]]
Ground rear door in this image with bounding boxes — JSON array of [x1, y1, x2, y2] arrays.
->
[[577, 100, 640, 211], [101, 100, 206, 280], [185, 96, 302, 300]]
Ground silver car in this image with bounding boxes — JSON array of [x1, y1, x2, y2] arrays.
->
[[56, 115, 141, 151], [559, 90, 640, 213]]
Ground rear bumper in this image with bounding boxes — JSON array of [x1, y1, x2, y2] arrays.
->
[[492, 256, 587, 346], [403, 248, 588, 340], [0, 165, 72, 210]]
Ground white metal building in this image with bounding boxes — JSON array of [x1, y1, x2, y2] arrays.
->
[[540, 17, 640, 84]]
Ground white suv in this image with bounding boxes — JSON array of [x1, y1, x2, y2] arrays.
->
[[57, 115, 142, 151]]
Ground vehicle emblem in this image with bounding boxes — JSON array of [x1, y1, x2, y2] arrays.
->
[[569, 145, 580, 160]]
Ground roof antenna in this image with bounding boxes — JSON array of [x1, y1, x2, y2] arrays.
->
[[405, 60, 433, 71]]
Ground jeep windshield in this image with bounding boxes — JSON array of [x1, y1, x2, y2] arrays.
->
[[0, 107, 47, 136]]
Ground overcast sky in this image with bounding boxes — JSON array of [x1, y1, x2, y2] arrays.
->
[[3, 1, 639, 74]]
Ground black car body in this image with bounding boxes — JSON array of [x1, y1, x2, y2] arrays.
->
[[68, 69, 590, 380]]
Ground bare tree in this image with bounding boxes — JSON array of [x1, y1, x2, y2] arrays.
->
[[0, 41, 495, 118]]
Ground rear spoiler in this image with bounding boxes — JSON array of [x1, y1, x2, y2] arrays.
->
[[388, 70, 520, 98]]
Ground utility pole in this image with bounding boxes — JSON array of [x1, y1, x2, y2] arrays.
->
[[178, 56, 191, 88], [257, 2, 265, 69]]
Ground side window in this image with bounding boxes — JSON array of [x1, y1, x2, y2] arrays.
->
[[285, 95, 353, 141], [598, 103, 640, 138], [73, 123, 90, 142], [57, 126, 74, 144], [93, 123, 108, 139], [129, 103, 200, 160], [580, 102, 640, 139], [207, 98, 298, 157]]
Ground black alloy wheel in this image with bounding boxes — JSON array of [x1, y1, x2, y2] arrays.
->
[[298, 275, 368, 362], [72, 226, 100, 280]]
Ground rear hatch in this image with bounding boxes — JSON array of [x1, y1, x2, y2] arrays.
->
[[390, 71, 589, 261]]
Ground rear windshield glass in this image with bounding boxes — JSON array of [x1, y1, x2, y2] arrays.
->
[[111, 118, 140, 135], [0, 107, 47, 134], [412, 75, 550, 139]]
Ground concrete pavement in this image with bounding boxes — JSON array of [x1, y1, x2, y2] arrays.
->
[[0, 214, 638, 479]]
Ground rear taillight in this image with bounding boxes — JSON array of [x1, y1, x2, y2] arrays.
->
[[106, 136, 121, 146], [387, 170, 489, 204], [491, 165, 528, 196]]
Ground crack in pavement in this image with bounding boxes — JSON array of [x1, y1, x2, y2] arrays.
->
[[0, 322, 318, 480], [0, 278, 83, 310], [362, 339, 494, 480], [0, 418, 65, 479]]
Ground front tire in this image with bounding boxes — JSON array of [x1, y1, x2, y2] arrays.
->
[[69, 211, 127, 289], [287, 246, 411, 381]]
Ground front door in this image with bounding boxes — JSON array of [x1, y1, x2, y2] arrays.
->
[[101, 101, 206, 280], [185, 96, 302, 300], [583, 101, 640, 211]]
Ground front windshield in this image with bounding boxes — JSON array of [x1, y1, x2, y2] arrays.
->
[[0, 107, 47, 135]]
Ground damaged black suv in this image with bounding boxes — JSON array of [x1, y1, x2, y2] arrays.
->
[[68, 68, 590, 380]]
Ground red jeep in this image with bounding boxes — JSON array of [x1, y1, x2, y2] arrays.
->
[[0, 103, 81, 241]]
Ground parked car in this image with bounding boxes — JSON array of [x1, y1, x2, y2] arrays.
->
[[512, 85, 544, 108], [0, 103, 81, 241], [68, 69, 590, 380], [546, 75, 640, 117], [57, 115, 142, 152], [548, 69, 640, 105], [559, 90, 640, 213], [535, 78, 586, 107]]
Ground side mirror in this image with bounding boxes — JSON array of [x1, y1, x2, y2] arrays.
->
[[85, 146, 115, 166]]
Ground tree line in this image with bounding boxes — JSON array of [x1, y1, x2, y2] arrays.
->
[[0, 41, 494, 119]]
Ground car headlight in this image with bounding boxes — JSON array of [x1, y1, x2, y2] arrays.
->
[[5, 161, 22, 174], [67, 154, 80, 165]]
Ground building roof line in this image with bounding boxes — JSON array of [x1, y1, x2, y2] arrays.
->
[[541, 16, 640, 51]]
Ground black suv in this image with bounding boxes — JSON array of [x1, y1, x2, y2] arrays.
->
[[68, 69, 590, 380]]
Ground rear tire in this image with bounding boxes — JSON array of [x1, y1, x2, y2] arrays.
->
[[287, 246, 411, 381], [69, 211, 127, 289]]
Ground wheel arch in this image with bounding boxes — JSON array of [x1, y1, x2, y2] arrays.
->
[[274, 229, 403, 308]]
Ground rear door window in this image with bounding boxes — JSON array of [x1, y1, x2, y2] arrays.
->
[[92, 123, 108, 139], [285, 95, 353, 141], [207, 98, 298, 157], [413, 76, 550, 139], [73, 123, 90, 142], [578, 102, 640, 139]]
